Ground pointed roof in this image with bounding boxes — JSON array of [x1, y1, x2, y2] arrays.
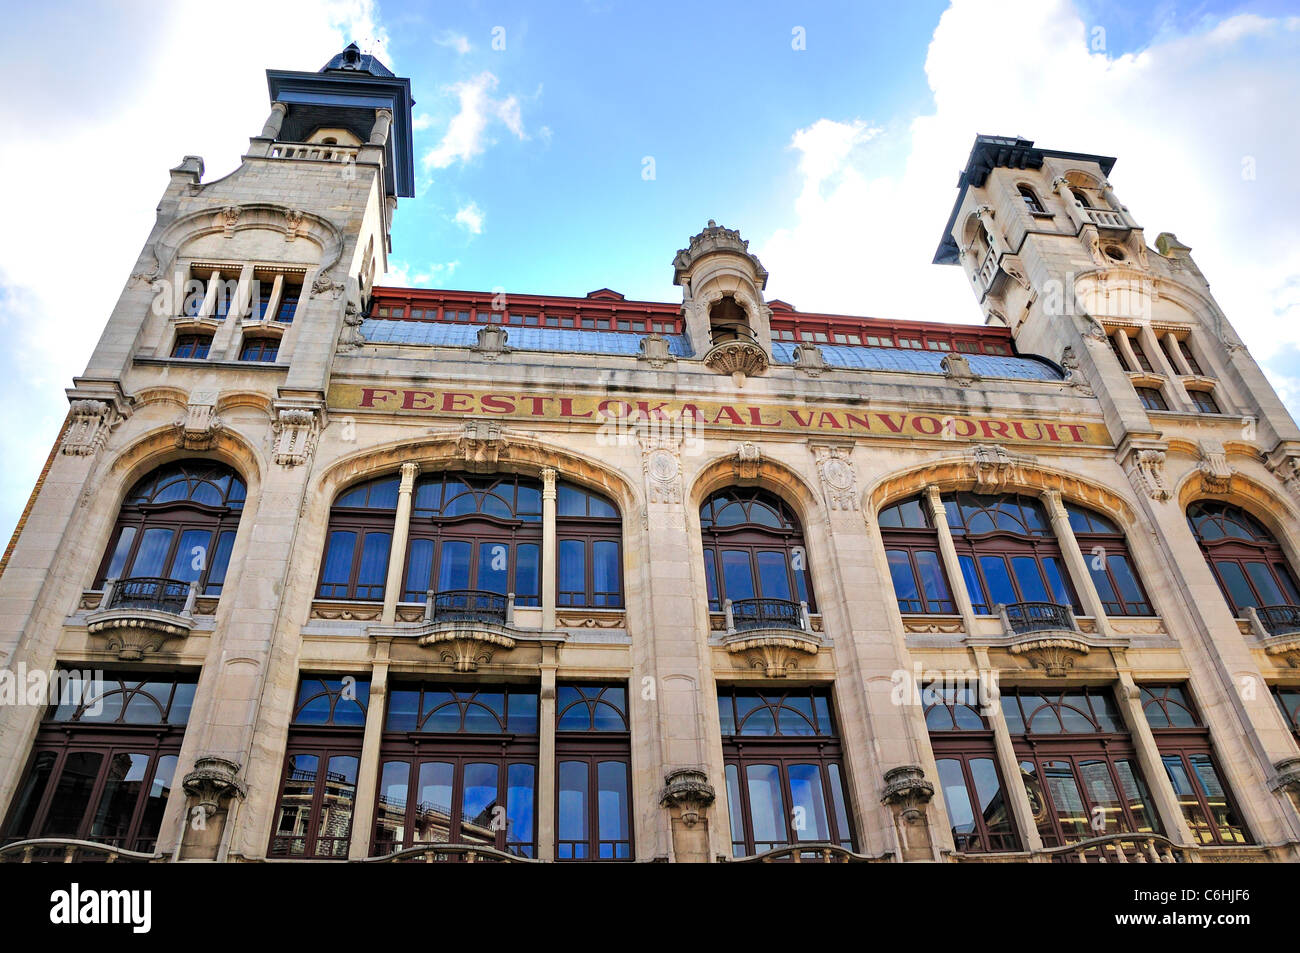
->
[[320, 42, 396, 78]]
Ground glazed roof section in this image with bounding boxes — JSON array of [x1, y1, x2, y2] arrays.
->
[[364, 285, 1063, 381]]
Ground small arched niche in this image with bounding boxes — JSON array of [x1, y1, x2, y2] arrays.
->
[[708, 295, 755, 346]]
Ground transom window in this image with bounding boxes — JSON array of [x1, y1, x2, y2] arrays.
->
[[1065, 502, 1153, 616], [700, 488, 814, 613], [1140, 685, 1251, 845], [556, 684, 632, 860], [1187, 501, 1300, 616], [4, 672, 196, 854], [942, 492, 1078, 615], [879, 496, 955, 614], [718, 687, 854, 856], [96, 461, 246, 596]]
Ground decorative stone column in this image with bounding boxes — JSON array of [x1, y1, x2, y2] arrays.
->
[[537, 646, 559, 859], [369, 107, 393, 146], [924, 485, 977, 632], [659, 768, 716, 863], [1043, 490, 1113, 638], [260, 101, 288, 140], [381, 462, 419, 625], [879, 765, 936, 862], [541, 467, 557, 630], [349, 642, 390, 859], [1113, 670, 1198, 846]]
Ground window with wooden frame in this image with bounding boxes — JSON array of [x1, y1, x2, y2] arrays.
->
[[1127, 334, 1156, 373], [879, 495, 956, 614], [718, 686, 855, 857], [1019, 185, 1047, 214], [700, 488, 814, 614], [1272, 685, 1300, 743], [171, 333, 212, 359], [269, 677, 369, 859], [942, 492, 1079, 615], [95, 461, 246, 596], [317, 475, 398, 601], [1002, 687, 1162, 847], [1064, 502, 1153, 616], [1178, 338, 1204, 376], [1135, 386, 1169, 411], [1188, 389, 1222, 414], [375, 683, 538, 857], [555, 684, 632, 860], [557, 482, 623, 608], [1187, 501, 1300, 616], [4, 672, 196, 854], [926, 687, 1021, 852], [238, 335, 279, 362], [1139, 684, 1251, 845]]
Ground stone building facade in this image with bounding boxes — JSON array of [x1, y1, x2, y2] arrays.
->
[[1, 49, 1299, 864]]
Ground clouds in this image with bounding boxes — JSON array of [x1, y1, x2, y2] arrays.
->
[[454, 201, 485, 236], [423, 71, 529, 170], [759, 0, 1300, 422]]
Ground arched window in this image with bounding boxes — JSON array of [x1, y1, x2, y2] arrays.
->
[[1065, 503, 1153, 616], [708, 295, 755, 345], [879, 496, 955, 614], [556, 482, 623, 608], [700, 488, 813, 613], [1018, 185, 1046, 214], [96, 461, 246, 597], [1071, 189, 1091, 208], [942, 492, 1078, 615], [317, 475, 398, 601], [1187, 501, 1300, 618]]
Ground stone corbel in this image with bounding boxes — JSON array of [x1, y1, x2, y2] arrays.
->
[[457, 420, 509, 472], [637, 333, 675, 368], [283, 208, 305, 242], [941, 352, 980, 387], [733, 441, 761, 481], [272, 402, 324, 467], [473, 325, 510, 360], [62, 399, 118, 456], [658, 768, 715, 828], [220, 206, 241, 237], [1009, 637, 1091, 677], [1197, 438, 1234, 494], [1265, 444, 1300, 504], [792, 342, 825, 376], [970, 444, 1032, 491], [176, 392, 223, 450], [1121, 442, 1171, 502], [182, 756, 246, 818], [310, 268, 345, 299], [880, 765, 934, 823]]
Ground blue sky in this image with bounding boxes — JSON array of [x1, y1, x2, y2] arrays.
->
[[0, 0, 1297, 545]]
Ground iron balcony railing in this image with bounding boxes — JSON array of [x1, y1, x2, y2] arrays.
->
[[1257, 604, 1300, 637], [1004, 601, 1074, 635], [104, 577, 193, 615], [727, 597, 807, 633], [428, 589, 509, 626]]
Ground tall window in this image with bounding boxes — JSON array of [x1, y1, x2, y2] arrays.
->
[[1018, 185, 1046, 214], [1127, 335, 1155, 373], [700, 488, 814, 613], [4, 673, 195, 853], [376, 683, 538, 857], [1178, 339, 1204, 376], [317, 475, 397, 601], [1003, 688, 1161, 847], [1065, 503, 1153, 616], [556, 684, 632, 860], [1140, 685, 1250, 845], [96, 461, 246, 596], [879, 496, 955, 614], [1187, 501, 1300, 616], [556, 482, 623, 608], [403, 473, 543, 605], [942, 492, 1078, 615], [1188, 389, 1221, 414], [270, 677, 369, 859], [718, 686, 854, 856], [926, 687, 1020, 852], [1273, 685, 1300, 743]]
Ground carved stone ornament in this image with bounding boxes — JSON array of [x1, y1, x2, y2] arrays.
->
[[418, 628, 516, 673], [1265, 448, 1300, 504], [457, 421, 509, 472], [941, 352, 980, 387], [734, 441, 761, 480], [725, 634, 819, 678], [658, 768, 716, 828], [182, 756, 246, 818], [1059, 346, 1094, 395], [62, 399, 118, 456], [812, 444, 860, 511], [272, 405, 322, 467], [639, 428, 682, 505], [792, 342, 825, 376], [879, 765, 934, 823], [1197, 439, 1234, 494], [1009, 637, 1091, 677], [473, 324, 510, 360], [220, 205, 241, 237], [637, 333, 675, 368], [1125, 447, 1171, 502], [1083, 316, 1109, 343], [1271, 757, 1300, 795], [336, 301, 366, 353], [176, 393, 223, 450], [671, 220, 769, 287], [88, 617, 189, 661], [703, 338, 768, 386], [970, 444, 1031, 491], [310, 269, 345, 299], [283, 207, 305, 241]]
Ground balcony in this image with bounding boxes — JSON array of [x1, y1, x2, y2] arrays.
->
[[428, 589, 509, 626], [720, 598, 821, 677], [0, 838, 162, 864], [996, 602, 1090, 678], [1004, 601, 1075, 635], [84, 577, 198, 660], [1257, 604, 1300, 637], [728, 843, 892, 864], [703, 325, 768, 383], [1079, 205, 1134, 230], [268, 141, 359, 163]]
